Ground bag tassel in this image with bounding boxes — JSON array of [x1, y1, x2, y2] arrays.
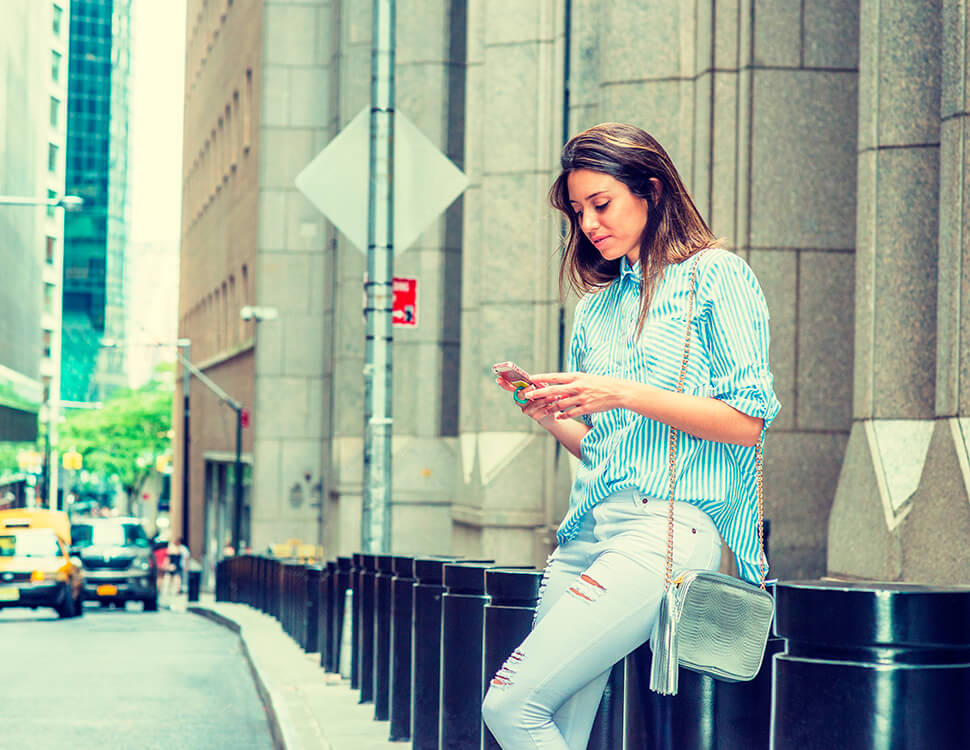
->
[[649, 583, 680, 695]]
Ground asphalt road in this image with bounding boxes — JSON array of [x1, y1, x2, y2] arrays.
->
[[0, 600, 275, 750]]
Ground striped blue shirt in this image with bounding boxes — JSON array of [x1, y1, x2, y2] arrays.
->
[[556, 248, 782, 584]]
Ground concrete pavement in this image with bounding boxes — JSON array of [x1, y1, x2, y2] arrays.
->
[[170, 593, 401, 750]]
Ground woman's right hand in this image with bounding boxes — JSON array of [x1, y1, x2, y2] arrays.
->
[[495, 378, 561, 426]]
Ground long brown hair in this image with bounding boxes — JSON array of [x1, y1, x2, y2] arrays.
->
[[549, 123, 718, 334]]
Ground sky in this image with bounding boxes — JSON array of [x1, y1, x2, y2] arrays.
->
[[125, 0, 187, 385], [128, 0, 186, 247]]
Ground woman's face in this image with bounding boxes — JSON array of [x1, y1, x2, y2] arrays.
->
[[567, 169, 649, 265]]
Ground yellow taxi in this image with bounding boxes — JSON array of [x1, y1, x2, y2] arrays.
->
[[0, 509, 84, 619]]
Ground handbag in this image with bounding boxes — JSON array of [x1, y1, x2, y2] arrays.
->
[[648, 250, 775, 696]]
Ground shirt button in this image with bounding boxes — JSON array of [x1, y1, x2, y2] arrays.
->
[[641, 498, 649, 505]]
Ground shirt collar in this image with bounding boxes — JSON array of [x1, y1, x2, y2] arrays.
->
[[620, 256, 641, 284]]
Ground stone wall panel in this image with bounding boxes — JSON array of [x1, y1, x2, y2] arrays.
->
[[900, 420, 970, 584], [765, 432, 848, 579], [752, 2, 801, 67], [749, 249, 797, 431], [871, 147, 939, 419], [749, 70, 858, 249], [798, 250, 855, 431], [803, 0, 860, 69]]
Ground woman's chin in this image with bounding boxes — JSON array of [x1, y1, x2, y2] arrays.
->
[[597, 246, 628, 262]]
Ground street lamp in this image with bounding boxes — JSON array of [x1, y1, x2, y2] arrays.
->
[[173, 349, 247, 555], [99, 337, 194, 545], [3, 192, 84, 509], [99, 337, 250, 555], [0, 193, 84, 211]]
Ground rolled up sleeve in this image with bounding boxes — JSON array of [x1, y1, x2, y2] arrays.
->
[[699, 254, 782, 436]]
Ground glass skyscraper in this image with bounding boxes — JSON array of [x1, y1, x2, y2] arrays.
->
[[62, 0, 130, 403]]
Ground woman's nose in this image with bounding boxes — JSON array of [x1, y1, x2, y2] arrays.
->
[[581, 212, 598, 235]]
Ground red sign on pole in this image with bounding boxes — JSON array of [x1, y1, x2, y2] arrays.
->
[[392, 277, 417, 327]]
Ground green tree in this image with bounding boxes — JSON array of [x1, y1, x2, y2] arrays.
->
[[60, 374, 173, 507]]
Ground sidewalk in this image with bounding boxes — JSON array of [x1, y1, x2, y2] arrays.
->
[[171, 593, 401, 750]]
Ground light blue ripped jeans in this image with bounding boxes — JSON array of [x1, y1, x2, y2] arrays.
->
[[481, 488, 723, 750]]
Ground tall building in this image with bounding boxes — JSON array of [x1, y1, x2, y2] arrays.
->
[[61, 0, 131, 404], [0, 1, 70, 449], [177, 1, 970, 586]]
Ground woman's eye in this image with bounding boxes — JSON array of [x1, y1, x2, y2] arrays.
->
[[594, 201, 609, 211]]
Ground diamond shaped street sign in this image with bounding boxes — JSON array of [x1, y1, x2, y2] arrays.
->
[[295, 107, 468, 254]]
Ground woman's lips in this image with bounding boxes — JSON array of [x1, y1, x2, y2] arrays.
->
[[591, 235, 610, 245]]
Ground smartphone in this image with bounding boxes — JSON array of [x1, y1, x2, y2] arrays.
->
[[492, 361, 537, 389]]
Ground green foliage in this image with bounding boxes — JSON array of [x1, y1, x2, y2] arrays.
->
[[59, 376, 173, 498], [0, 441, 37, 476]]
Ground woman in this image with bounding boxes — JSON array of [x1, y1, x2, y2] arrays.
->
[[164, 537, 187, 595], [481, 123, 781, 749]]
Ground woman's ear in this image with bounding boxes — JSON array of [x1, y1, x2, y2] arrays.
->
[[648, 177, 662, 205]]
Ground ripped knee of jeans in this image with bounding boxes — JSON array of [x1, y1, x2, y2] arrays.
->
[[489, 648, 526, 690], [532, 553, 555, 628], [566, 572, 607, 604]]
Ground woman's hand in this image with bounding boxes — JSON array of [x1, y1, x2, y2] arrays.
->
[[494, 378, 560, 426], [526, 372, 636, 419]]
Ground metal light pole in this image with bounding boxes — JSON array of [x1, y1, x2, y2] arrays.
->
[[1, 193, 82, 509], [0, 194, 84, 211], [174, 350, 245, 554], [178, 339, 191, 546], [361, 0, 395, 554]]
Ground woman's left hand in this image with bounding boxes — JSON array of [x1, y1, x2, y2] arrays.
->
[[526, 372, 635, 419]]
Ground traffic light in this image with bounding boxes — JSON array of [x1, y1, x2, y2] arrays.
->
[[62, 451, 82, 471]]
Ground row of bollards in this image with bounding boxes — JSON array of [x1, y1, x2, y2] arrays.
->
[[215, 552, 970, 749]]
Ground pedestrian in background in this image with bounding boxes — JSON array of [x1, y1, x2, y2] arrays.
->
[[163, 537, 188, 595], [482, 122, 781, 749]]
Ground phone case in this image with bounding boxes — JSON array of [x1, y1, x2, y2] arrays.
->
[[492, 361, 534, 389]]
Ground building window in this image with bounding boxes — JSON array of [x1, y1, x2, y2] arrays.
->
[[51, 50, 61, 82], [48, 143, 58, 172], [231, 91, 239, 167], [43, 331, 52, 359], [243, 69, 252, 153], [46, 236, 56, 263], [46, 189, 57, 218], [50, 97, 60, 127], [52, 5, 63, 35]]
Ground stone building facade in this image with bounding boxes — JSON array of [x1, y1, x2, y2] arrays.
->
[[178, 0, 969, 584]]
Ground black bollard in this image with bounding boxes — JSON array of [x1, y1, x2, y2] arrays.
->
[[374, 554, 394, 721], [388, 555, 415, 742], [333, 556, 352, 675], [282, 562, 301, 640], [482, 568, 543, 750], [411, 556, 459, 750], [624, 605, 783, 748], [320, 561, 336, 670], [358, 554, 378, 704], [350, 553, 363, 689], [441, 562, 495, 750], [305, 565, 321, 653], [272, 557, 283, 621], [589, 660, 625, 750], [772, 581, 970, 750], [714, 635, 784, 749]]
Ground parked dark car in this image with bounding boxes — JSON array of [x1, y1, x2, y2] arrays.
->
[[70, 518, 158, 611]]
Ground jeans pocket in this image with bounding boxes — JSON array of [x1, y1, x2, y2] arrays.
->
[[671, 504, 721, 572]]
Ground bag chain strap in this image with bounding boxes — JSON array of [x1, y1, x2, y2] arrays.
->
[[663, 251, 767, 591]]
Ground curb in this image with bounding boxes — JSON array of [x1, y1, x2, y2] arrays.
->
[[188, 605, 296, 750]]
